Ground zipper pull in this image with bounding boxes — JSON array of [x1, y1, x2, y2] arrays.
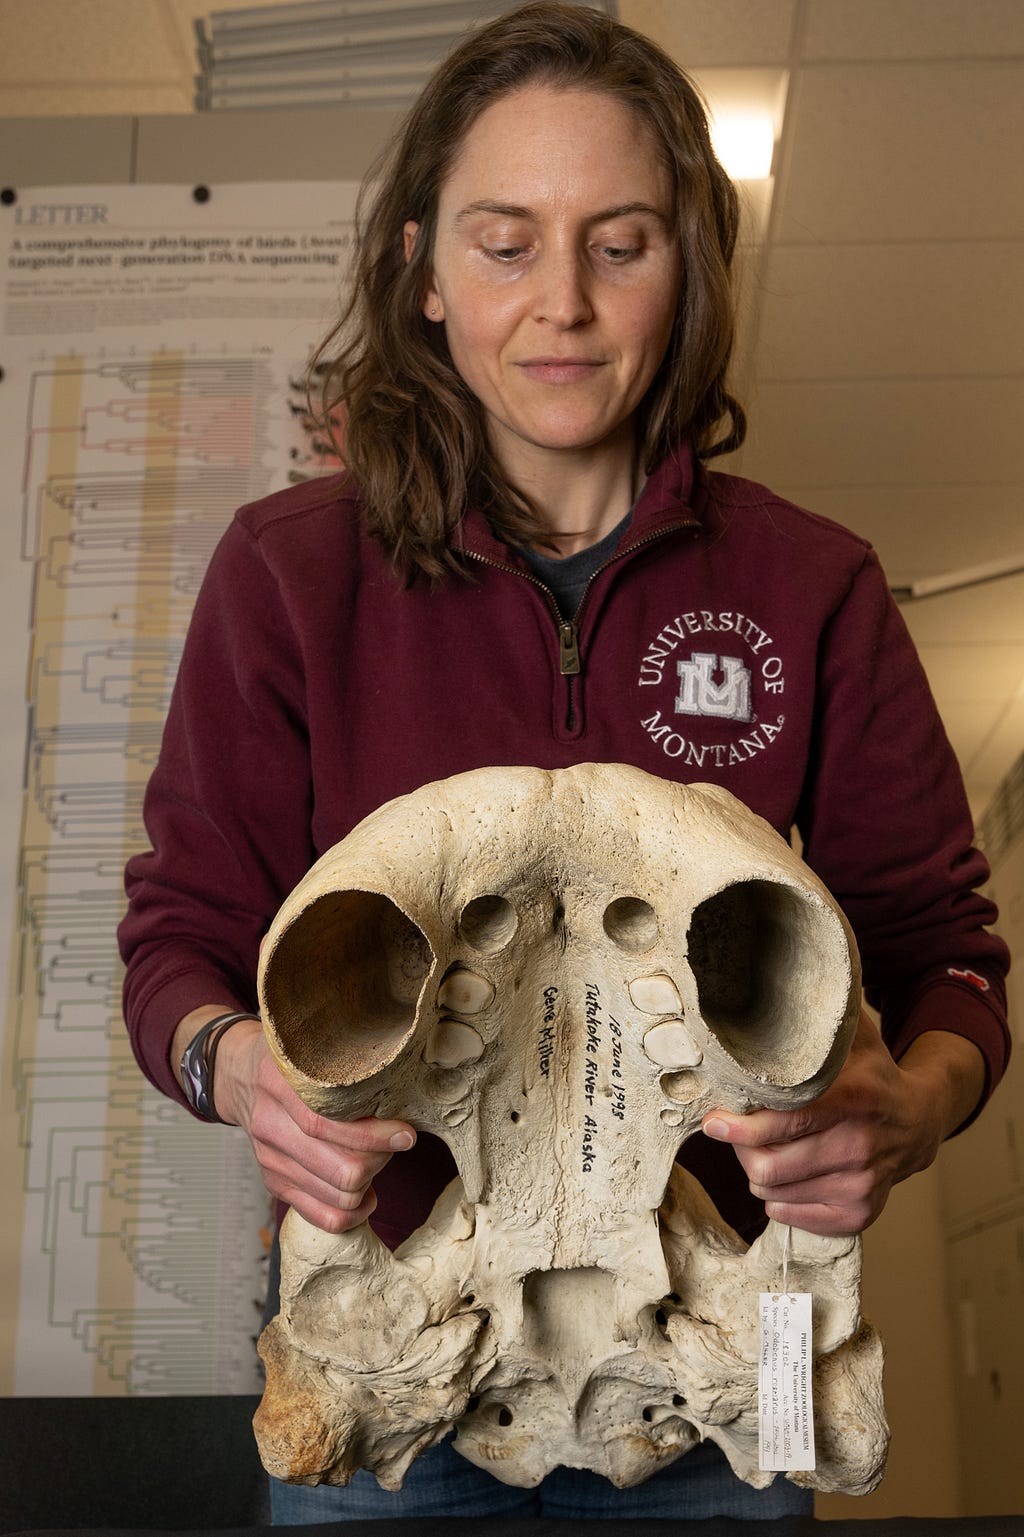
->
[[559, 622, 581, 676]]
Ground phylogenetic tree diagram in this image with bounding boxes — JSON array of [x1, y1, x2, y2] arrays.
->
[[4, 349, 284, 1394]]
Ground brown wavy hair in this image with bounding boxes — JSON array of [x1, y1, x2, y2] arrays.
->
[[312, 0, 746, 581]]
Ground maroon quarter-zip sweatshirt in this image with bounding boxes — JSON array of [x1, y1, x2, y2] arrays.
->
[[119, 444, 1010, 1246]]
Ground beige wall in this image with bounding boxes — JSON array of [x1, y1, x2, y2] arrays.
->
[[817, 1166, 961, 1519]]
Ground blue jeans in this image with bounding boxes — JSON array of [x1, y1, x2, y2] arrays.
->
[[268, 1435, 813, 1522]]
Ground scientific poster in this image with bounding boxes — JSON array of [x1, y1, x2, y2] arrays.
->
[[0, 182, 356, 1393]]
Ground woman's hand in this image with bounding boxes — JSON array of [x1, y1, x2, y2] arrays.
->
[[177, 1010, 416, 1234], [701, 1011, 985, 1236]]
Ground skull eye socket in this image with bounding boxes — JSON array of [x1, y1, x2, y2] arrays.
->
[[603, 896, 659, 952], [459, 894, 517, 953], [686, 878, 850, 1087], [263, 889, 432, 1085]]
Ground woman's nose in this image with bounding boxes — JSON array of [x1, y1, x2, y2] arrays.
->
[[535, 250, 593, 329]]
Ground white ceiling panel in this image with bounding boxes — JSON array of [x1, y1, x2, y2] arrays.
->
[[900, 575, 1024, 646], [756, 243, 1024, 381], [619, 0, 796, 66], [0, 0, 185, 84], [915, 642, 1024, 708], [0, 84, 193, 115], [777, 62, 1024, 243], [773, 486, 1024, 580], [801, 0, 1024, 62], [739, 378, 1024, 491]]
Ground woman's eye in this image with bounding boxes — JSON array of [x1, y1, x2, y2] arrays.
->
[[483, 245, 528, 262], [598, 244, 641, 262]]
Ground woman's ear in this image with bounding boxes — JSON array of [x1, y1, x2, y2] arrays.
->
[[403, 219, 444, 322]]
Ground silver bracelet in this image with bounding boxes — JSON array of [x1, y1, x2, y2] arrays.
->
[[179, 1010, 260, 1122]]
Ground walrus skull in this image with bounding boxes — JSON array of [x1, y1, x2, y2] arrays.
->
[[253, 764, 886, 1495]]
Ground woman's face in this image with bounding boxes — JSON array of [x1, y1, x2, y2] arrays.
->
[[407, 85, 681, 480]]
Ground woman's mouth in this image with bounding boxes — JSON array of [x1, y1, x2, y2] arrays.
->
[[517, 359, 604, 383]]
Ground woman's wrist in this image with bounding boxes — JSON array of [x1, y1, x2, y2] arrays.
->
[[898, 1029, 987, 1159], [171, 1006, 264, 1125], [212, 1016, 265, 1126]]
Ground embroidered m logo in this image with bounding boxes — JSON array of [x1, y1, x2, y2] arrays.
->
[[675, 653, 753, 722]]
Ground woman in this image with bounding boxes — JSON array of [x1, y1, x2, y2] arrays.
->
[[119, 1, 1009, 1522]]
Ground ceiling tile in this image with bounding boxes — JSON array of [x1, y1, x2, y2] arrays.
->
[[777, 62, 1024, 242], [154, 0, 196, 79], [914, 642, 1024, 704], [801, 0, 1024, 62], [770, 486, 1024, 580], [756, 243, 1024, 380], [0, 0, 185, 84], [899, 575, 1024, 646], [0, 85, 192, 115], [620, 0, 796, 65], [738, 378, 1024, 490]]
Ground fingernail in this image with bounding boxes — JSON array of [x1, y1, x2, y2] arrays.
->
[[390, 1131, 415, 1151], [703, 1117, 729, 1141]]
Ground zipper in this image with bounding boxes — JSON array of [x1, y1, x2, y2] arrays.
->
[[558, 622, 581, 675], [463, 517, 699, 726], [559, 520, 699, 672]]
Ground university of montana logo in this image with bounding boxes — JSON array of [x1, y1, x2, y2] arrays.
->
[[637, 608, 786, 767], [675, 652, 752, 721]]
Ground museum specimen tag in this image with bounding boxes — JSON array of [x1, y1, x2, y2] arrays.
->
[[758, 1291, 816, 1471]]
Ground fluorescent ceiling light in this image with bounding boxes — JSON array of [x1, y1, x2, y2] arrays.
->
[[709, 112, 775, 180], [693, 68, 787, 183]]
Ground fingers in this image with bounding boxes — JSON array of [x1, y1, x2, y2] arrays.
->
[[751, 1161, 882, 1233], [702, 1101, 890, 1230], [699, 1012, 905, 1235], [702, 1104, 825, 1150], [709, 1110, 875, 1187], [254, 1109, 407, 1199], [258, 1155, 381, 1235], [311, 1112, 416, 1156], [241, 1045, 417, 1233], [268, 1176, 380, 1236], [758, 1165, 884, 1233], [761, 1198, 871, 1237]]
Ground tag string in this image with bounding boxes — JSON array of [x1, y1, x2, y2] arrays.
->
[[781, 1222, 791, 1296]]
